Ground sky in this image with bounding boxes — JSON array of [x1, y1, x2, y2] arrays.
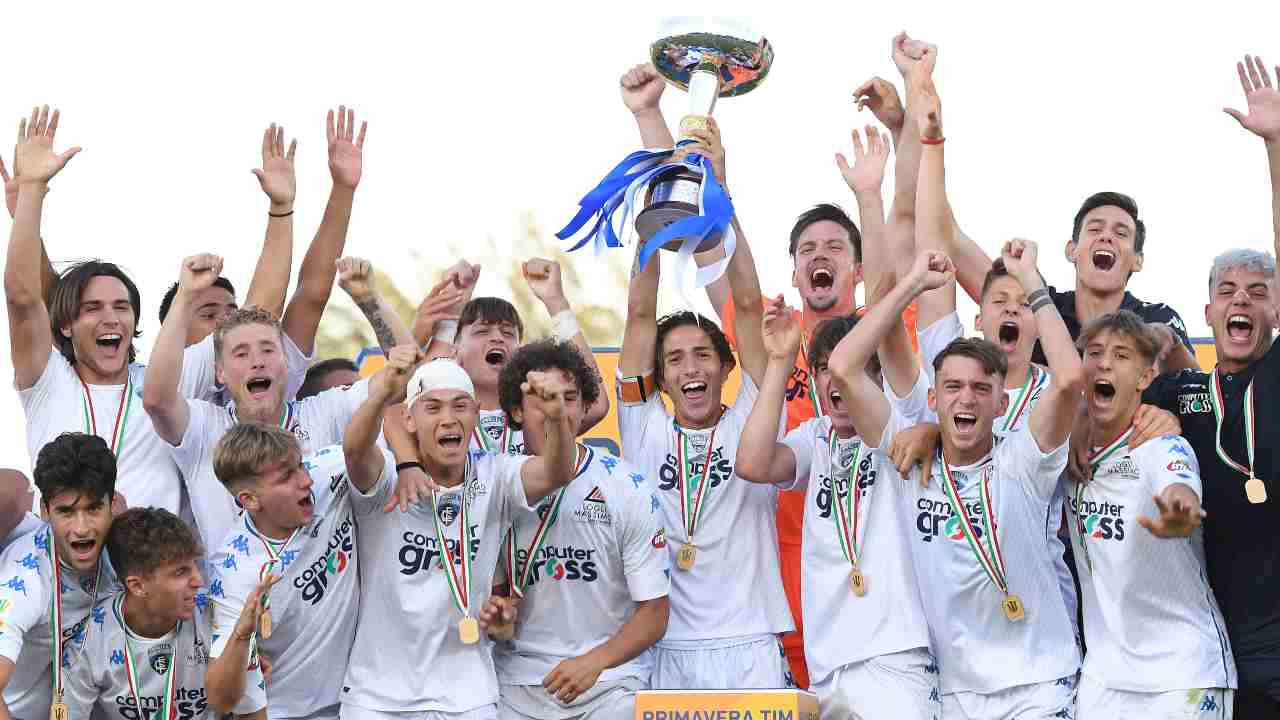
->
[[1, 0, 1278, 474]]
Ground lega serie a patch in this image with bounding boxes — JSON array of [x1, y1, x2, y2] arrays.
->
[[584, 486, 606, 504]]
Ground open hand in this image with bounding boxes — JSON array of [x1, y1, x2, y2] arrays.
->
[[836, 125, 890, 195], [1225, 54, 1280, 141], [327, 106, 367, 189], [1138, 486, 1205, 538], [14, 106, 81, 185], [853, 77, 905, 133], [762, 295, 801, 361]]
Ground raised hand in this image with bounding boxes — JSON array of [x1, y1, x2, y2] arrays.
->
[[621, 63, 666, 115], [761, 295, 801, 361], [178, 254, 225, 295], [231, 574, 281, 642], [1138, 486, 1205, 539], [907, 49, 942, 141], [413, 277, 465, 345], [1000, 238, 1042, 290], [443, 260, 482, 294], [1, 154, 17, 218], [1225, 54, 1280, 141], [522, 258, 568, 311], [524, 370, 568, 421], [336, 257, 376, 301], [909, 249, 955, 293], [670, 118, 726, 187], [251, 124, 297, 208], [836, 125, 891, 195], [14, 106, 81, 185], [327, 106, 367, 189], [379, 344, 424, 406], [853, 77, 905, 134], [892, 32, 936, 83]]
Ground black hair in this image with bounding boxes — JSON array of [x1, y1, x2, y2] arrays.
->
[[788, 203, 862, 262], [297, 358, 360, 400], [157, 277, 237, 323], [1072, 191, 1145, 255], [34, 433, 116, 507], [107, 508, 202, 579], [458, 297, 524, 342], [652, 311, 735, 391], [1077, 309, 1161, 365], [497, 340, 601, 430], [48, 261, 143, 365]]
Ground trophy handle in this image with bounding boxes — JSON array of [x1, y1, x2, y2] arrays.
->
[[679, 67, 721, 139]]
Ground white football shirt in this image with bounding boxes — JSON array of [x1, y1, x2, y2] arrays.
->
[[0, 527, 120, 720], [342, 450, 530, 713], [170, 380, 371, 556], [882, 414, 1080, 695], [0, 515, 44, 555], [495, 446, 669, 686], [61, 592, 261, 720], [779, 374, 934, 686], [472, 409, 525, 455], [616, 373, 793, 642], [1070, 434, 1236, 692], [207, 444, 374, 719]]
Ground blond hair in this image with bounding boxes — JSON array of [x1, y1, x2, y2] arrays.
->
[[213, 306, 283, 359], [213, 423, 300, 490]]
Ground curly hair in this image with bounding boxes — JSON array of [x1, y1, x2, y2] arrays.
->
[[213, 306, 283, 359], [653, 311, 735, 390], [213, 423, 301, 490], [498, 340, 600, 430], [34, 433, 116, 507], [107, 508, 202, 579]]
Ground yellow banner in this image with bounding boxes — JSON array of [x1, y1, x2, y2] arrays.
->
[[634, 689, 819, 720]]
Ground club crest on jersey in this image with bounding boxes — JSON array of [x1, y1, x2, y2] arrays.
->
[[437, 494, 461, 526], [836, 440, 858, 471], [687, 432, 711, 460], [148, 644, 174, 674]]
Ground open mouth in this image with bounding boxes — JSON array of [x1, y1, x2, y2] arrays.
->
[[438, 433, 464, 449], [953, 412, 977, 432], [1227, 314, 1254, 343], [809, 267, 834, 290], [681, 380, 708, 401], [997, 322, 1020, 345], [69, 538, 96, 555], [1092, 379, 1116, 401], [299, 494, 314, 510], [485, 348, 507, 366], [96, 333, 123, 350], [1091, 250, 1116, 272], [246, 377, 272, 395], [828, 389, 844, 412]]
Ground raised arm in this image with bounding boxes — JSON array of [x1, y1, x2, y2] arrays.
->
[[344, 346, 421, 493], [1, 152, 59, 307], [5, 106, 79, 390], [517, 370, 577, 504], [522, 258, 611, 433], [908, 51, 961, 331], [281, 107, 366, 355], [1007, 240, 1085, 450], [734, 297, 801, 486], [412, 261, 476, 359], [1224, 54, 1280, 261], [671, 120, 735, 323], [336, 257, 415, 351], [829, 251, 953, 447], [619, 239, 660, 379], [143, 254, 224, 444], [621, 63, 676, 149], [243, 124, 297, 318]]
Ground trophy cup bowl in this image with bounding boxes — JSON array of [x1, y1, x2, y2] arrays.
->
[[634, 18, 773, 252]]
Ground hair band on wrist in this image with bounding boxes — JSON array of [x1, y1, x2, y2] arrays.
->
[[920, 136, 945, 146], [269, 209, 294, 218], [395, 461, 425, 474]]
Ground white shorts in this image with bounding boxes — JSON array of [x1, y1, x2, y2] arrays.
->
[[809, 647, 941, 720], [943, 675, 1077, 720], [498, 678, 644, 720], [1077, 674, 1232, 719], [339, 704, 498, 720], [651, 634, 790, 690]]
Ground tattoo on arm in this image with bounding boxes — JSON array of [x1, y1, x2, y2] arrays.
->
[[356, 297, 398, 351]]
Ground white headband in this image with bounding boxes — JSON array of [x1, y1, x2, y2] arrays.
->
[[406, 359, 476, 407]]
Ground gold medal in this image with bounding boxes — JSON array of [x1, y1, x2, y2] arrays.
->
[[1247, 477, 1267, 504], [259, 608, 274, 640], [1002, 594, 1025, 622], [850, 569, 867, 597], [458, 616, 480, 645], [676, 543, 698, 571], [50, 696, 67, 720]]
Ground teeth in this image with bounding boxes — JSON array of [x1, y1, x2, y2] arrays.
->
[[682, 382, 707, 392], [99, 334, 122, 341], [830, 391, 842, 401], [1229, 315, 1253, 327]]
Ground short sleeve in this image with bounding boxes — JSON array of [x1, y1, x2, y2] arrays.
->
[[301, 379, 372, 447], [1142, 435, 1203, 498], [997, 425, 1069, 503], [873, 403, 922, 457], [17, 351, 78, 454], [616, 371, 670, 462], [488, 452, 534, 516], [615, 468, 670, 603], [283, 332, 315, 401], [885, 367, 934, 425], [728, 372, 761, 423], [349, 448, 398, 516], [779, 420, 820, 492], [207, 556, 251, 659], [179, 335, 220, 401], [0, 554, 49, 663], [917, 312, 964, 386]]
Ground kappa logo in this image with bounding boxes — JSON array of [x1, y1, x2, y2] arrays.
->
[[437, 494, 462, 526]]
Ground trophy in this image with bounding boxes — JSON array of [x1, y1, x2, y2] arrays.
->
[[557, 18, 773, 291]]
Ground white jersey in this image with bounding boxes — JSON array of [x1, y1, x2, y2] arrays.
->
[[472, 409, 525, 455], [779, 373, 933, 686], [0, 515, 44, 554], [170, 379, 371, 556], [207, 334, 312, 407], [62, 592, 262, 720], [342, 449, 531, 713], [495, 446, 669, 686], [882, 413, 1080, 695], [207, 445, 369, 719], [616, 373, 793, 642], [0, 527, 120, 720], [1070, 433, 1236, 692]]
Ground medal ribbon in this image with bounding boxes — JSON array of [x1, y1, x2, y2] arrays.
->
[[504, 446, 589, 597], [473, 421, 513, 454], [228, 401, 295, 432], [1001, 366, 1042, 432], [114, 595, 179, 720], [675, 422, 720, 541], [246, 519, 305, 621], [828, 427, 865, 567], [940, 452, 1009, 596], [1209, 368, 1256, 480], [1075, 426, 1135, 572], [798, 331, 824, 419], [46, 528, 105, 703], [79, 375, 133, 462], [432, 474, 473, 620]]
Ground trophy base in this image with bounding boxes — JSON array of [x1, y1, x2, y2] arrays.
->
[[636, 168, 722, 253]]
